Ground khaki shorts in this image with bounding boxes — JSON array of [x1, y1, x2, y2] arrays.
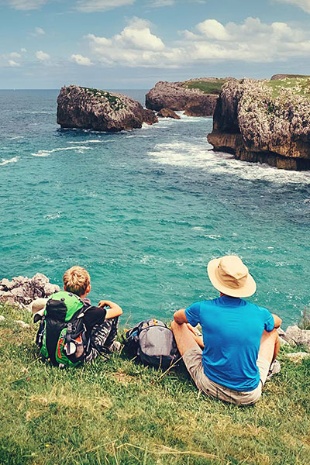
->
[[183, 347, 270, 406]]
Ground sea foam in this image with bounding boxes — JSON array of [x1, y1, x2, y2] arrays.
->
[[0, 156, 19, 166]]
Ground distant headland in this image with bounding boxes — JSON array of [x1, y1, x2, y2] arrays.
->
[[57, 75, 310, 171]]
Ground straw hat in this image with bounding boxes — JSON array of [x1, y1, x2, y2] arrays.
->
[[207, 255, 256, 298]]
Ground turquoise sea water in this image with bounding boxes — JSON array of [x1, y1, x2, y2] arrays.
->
[[0, 89, 309, 327]]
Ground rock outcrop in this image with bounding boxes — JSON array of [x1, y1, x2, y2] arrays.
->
[[207, 78, 310, 170], [145, 79, 225, 116], [157, 108, 180, 119], [0, 274, 60, 308], [57, 85, 158, 132]]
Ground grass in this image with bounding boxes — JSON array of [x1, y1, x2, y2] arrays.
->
[[182, 79, 227, 95], [0, 303, 309, 465], [82, 87, 125, 111], [265, 77, 310, 97]]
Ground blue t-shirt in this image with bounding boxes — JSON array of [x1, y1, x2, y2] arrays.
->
[[185, 295, 275, 391]]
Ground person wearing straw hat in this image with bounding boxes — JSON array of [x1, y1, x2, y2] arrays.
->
[[171, 255, 282, 405]]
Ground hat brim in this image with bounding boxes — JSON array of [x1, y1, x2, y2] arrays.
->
[[207, 258, 256, 298]]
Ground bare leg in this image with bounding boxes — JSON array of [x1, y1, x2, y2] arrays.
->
[[258, 329, 280, 365], [171, 320, 201, 356]]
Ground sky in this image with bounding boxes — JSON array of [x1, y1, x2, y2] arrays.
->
[[1, 0, 310, 89]]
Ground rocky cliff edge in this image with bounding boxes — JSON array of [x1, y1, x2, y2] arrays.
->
[[145, 78, 227, 117], [207, 77, 310, 170]]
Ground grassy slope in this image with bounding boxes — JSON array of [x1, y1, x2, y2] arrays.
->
[[182, 79, 227, 95], [265, 77, 310, 97], [0, 304, 309, 465]]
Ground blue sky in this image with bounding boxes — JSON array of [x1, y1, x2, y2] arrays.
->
[[1, 0, 310, 89]]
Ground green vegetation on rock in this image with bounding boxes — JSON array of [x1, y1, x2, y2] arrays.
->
[[183, 79, 226, 95], [266, 77, 310, 98], [0, 303, 309, 465], [83, 87, 125, 111]]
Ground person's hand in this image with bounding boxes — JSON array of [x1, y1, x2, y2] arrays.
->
[[98, 300, 111, 308]]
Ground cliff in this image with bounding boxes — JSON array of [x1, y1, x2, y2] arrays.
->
[[57, 85, 158, 132], [145, 78, 227, 117], [207, 77, 310, 170]]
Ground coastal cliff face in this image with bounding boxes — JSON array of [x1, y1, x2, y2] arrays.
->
[[57, 85, 158, 132], [207, 78, 310, 170], [145, 79, 223, 116]]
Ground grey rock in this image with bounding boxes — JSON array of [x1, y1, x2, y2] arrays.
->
[[57, 85, 158, 132], [207, 78, 310, 170], [146, 79, 226, 116], [0, 274, 59, 308], [157, 108, 181, 119], [284, 325, 310, 349], [285, 351, 310, 361]]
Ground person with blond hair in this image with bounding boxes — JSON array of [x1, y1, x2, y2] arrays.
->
[[33, 266, 123, 363], [171, 255, 282, 405], [63, 266, 123, 361]]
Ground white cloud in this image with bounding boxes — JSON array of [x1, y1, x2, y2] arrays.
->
[[71, 54, 93, 66], [84, 16, 310, 68], [36, 50, 50, 61], [150, 0, 175, 6], [9, 52, 22, 59], [196, 19, 230, 40], [149, 0, 207, 6], [8, 59, 20, 67], [7, 0, 47, 10], [275, 0, 310, 14], [178, 16, 310, 63], [86, 17, 166, 66], [114, 17, 165, 50], [76, 0, 135, 12], [34, 27, 45, 36]]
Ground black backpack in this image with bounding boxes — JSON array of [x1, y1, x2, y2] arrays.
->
[[123, 318, 181, 370], [35, 291, 106, 367]]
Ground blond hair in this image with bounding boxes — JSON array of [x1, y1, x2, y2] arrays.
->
[[63, 266, 91, 296]]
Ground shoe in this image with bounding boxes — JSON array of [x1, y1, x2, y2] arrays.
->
[[108, 340, 123, 353], [266, 359, 281, 381]]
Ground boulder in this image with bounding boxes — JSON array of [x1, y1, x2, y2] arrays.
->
[[57, 85, 158, 132], [145, 79, 225, 116], [157, 108, 181, 119], [284, 325, 310, 349], [207, 78, 310, 170]]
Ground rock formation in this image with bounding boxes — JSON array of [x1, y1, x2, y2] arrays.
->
[[207, 78, 310, 170], [157, 108, 180, 119], [0, 274, 59, 308], [145, 79, 225, 117], [57, 85, 158, 132]]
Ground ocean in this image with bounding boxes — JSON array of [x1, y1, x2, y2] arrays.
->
[[0, 89, 309, 328]]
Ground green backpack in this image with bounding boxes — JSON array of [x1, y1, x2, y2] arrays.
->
[[36, 291, 90, 367]]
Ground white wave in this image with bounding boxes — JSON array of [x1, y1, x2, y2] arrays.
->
[[44, 212, 62, 220], [0, 156, 19, 166], [148, 141, 310, 185], [32, 146, 91, 157], [69, 140, 103, 145], [141, 122, 156, 129]]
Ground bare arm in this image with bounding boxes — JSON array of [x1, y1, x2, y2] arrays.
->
[[272, 313, 282, 329], [98, 300, 123, 319]]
